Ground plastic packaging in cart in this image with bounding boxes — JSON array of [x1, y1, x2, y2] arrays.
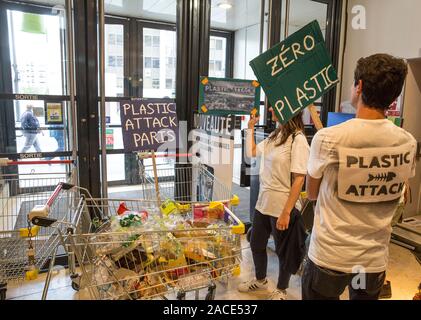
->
[[193, 202, 225, 220]]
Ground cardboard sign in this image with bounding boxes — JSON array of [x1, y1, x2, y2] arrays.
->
[[45, 102, 63, 124], [199, 77, 261, 116], [250, 20, 339, 124], [120, 99, 178, 152], [338, 144, 415, 203], [191, 114, 235, 198]]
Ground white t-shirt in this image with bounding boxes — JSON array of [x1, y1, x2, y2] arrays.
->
[[254, 132, 310, 218], [308, 118, 417, 273]]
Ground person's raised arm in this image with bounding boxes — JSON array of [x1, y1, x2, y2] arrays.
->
[[246, 115, 260, 158]]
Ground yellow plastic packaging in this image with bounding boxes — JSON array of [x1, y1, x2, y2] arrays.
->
[[160, 199, 178, 216]]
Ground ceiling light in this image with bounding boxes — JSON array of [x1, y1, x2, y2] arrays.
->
[[218, 2, 232, 9]]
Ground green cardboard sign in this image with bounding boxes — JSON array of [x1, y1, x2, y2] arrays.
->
[[199, 77, 261, 116], [250, 20, 339, 124]]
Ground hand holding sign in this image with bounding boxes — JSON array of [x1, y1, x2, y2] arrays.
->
[[250, 20, 339, 127], [248, 114, 260, 129]]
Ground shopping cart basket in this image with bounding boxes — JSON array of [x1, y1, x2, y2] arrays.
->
[[67, 197, 245, 300], [137, 153, 240, 207], [0, 159, 85, 300]]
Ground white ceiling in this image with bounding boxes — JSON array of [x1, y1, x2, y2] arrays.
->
[[210, 0, 327, 31], [18, 0, 327, 31], [210, 0, 262, 31]]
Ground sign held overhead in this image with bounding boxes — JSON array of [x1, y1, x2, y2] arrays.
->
[[250, 20, 339, 125], [199, 77, 261, 116]]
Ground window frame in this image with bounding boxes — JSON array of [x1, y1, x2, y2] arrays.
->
[[209, 29, 234, 78]]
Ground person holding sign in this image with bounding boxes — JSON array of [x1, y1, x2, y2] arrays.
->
[[238, 109, 309, 300], [303, 54, 417, 300]]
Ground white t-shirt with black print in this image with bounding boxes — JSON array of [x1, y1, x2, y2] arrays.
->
[[307, 118, 417, 273], [253, 132, 310, 218]]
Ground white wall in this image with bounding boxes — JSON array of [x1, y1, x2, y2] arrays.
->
[[341, 0, 421, 215], [340, 0, 421, 102], [233, 24, 260, 80]]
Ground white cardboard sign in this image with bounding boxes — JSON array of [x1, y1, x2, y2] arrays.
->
[[338, 144, 415, 203]]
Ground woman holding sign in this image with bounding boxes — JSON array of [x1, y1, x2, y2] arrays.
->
[[238, 108, 309, 300]]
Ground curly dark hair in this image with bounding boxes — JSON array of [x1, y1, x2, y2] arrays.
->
[[354, 54, 408, 110]]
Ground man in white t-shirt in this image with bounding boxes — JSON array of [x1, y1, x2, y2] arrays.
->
[[303, 54, 417, 300]]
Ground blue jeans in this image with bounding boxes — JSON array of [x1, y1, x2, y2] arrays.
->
[[21, 132, 41, 153]]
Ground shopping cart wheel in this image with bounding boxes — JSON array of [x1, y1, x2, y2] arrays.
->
[[71, 274, 81, 291], [246, 227, 252, 243], [0, 283, 6, 300], [177, 291, 186, 300], [205, 284, 216, 300], [71, 281, 80, 291]]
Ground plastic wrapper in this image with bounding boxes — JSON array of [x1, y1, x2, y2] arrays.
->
[[90, 200, 236, 299]]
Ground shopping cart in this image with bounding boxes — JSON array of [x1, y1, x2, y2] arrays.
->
[[137, 153, 240, 207], [0, 159, 85, 300], [66, 197, 244, 300], [60, 153, 244, 300]]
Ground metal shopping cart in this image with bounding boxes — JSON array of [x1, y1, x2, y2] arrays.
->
[[137, 153, 240, 207], [0, 159, 86, 300], [66, 197, 244, 300], [64, 154, 243, 300]]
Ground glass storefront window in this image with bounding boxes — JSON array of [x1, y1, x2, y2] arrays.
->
[[99, 2, 177, 191], [0, 1, 72, 185], [7, 10, 66, 95], [142, 27, 176, 98], [105, 24, 125, 97], [210, 0, 265, 185], [209, 35, 227, 78]]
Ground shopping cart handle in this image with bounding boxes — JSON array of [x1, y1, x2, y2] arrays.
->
[[61, 183, 75, 190], [29, 205, 50, 221], [0, 158, 12, 166], [31, 216, 57, 227]]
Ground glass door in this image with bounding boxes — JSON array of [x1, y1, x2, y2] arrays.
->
[[103, 17, 130, 187], [99, 1, 178, 198], [0, 0, 74, 192]]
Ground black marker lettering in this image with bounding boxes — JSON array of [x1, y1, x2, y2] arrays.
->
[[370, 156, 381, 168], [346, 185, 359, 196], [360, 157, 368, 168], [360, 185, 369, 196], [389, 184, 399, 194], [391, 154, 400, 167], [377, 185, 388, 196], [404, 152, 411, 164], [347, 156, 358, 168], [381, 155, 391, 168], [369, 185, 379, 196]]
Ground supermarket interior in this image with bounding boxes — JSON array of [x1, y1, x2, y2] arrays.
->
[[0, 0, 420, 302]]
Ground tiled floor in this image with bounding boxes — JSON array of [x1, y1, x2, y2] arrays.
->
[[4, 240, 421, 300]]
